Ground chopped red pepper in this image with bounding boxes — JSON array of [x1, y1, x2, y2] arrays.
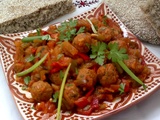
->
[[41, 30, 49, 35], [50, 62, 63, 73], [77, 52, 90, 61], [74, 96, 89, 108], [74, 87, 94, 108], [50, 57, 71, 73]]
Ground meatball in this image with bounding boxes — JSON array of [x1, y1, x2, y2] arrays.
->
[[97, 26, 113, 42], [63, 83, 81, 110], [77, 19, 91, 32], [97, 63, 119, 87], [124, 55, 144, 74], [49, 72, 62, 85], [49, 68, 70, 85], [74, 68, 97, 90], [30, 81, 53, 102], [72, 33, 92, 53], [109, 39, 128, 50]]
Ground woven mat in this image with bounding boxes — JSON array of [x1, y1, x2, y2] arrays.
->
[[105, 0, 160, 45]]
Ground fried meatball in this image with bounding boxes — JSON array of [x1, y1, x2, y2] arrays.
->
[[49, 72, 62, 85], [77, 19, 91, 32], [74, 68, 97, 90], [109, 39, 128, 50], [97, 26, 113, 42], [63, 83, 81, 110], [72, 33, 92, 53], [124, 55, 144, 74], [97, 63, 119, 87], [30, 81, 53, 102]]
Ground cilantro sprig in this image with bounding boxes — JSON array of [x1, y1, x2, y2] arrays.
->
[[119, 83, 125, 94], [107, 43, 146, 89], [52, 91, 59, 103], [90, 42, 107, 65], [24, 76, 31, 85], [57, 19, 85, 41], [25, 53, 41, 62]]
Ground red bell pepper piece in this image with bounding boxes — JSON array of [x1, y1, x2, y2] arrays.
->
[[50, 62, 62, 73], [77, 52, 90, 61], [74, 87, 94, 108], [74, 96, 89, 108]]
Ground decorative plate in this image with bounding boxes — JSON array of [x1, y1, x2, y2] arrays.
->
[[0, 2, 160, 120]]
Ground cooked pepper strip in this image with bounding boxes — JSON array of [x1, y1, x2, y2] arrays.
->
[[16, 53, 48, 77], [56, 63, 71, 120]]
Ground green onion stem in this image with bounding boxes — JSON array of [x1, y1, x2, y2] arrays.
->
[[56, 63, 71, 120], [16, 53, 48, 77], [118, 60, 146, 89], [22, 35, 51, 42]]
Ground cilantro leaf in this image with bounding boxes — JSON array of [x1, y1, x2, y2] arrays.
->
[[90, 42, 107, 65], [59, 70, 64, 80], [25, 53, 41, 62], [36, 28, 41, 36], [108, 43, 128, 62], [24, 76, 31, 85], [119, 83, 125, 94], [57, 19, 85, 41], [57, 54, 64, 60], [76, 27, 85, 35], [25, 54, 35, 62], [52, 91, 59, 103]]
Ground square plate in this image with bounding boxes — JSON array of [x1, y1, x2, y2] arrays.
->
[[0, 2, 160, 120]]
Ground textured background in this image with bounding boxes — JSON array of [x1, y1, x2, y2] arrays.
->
[[105, 0, 160, 45]]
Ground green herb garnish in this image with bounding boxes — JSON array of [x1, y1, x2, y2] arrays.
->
[[22, 85, 27, 90], [25, 53, 41, 62], [76, 26, 85, 34], [102, 15, 108, 26], [25, 54, 35, 62], [16, 53, 48, 77], [57, 54, 64, 60], [24, 76, 31, 85], [36, 28, 41, 36], [56, 63, 71, 120], [59, 70, 64, 81], [119, 83, 125, 94], [90, 42, 107, 65], [75, 67, 79, 75], [107, 43, 146, 89], [52, 91, 59, 103], [57, 19, 85, 41]]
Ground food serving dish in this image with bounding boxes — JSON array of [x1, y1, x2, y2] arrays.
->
[[0, 2, 160, 120]]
